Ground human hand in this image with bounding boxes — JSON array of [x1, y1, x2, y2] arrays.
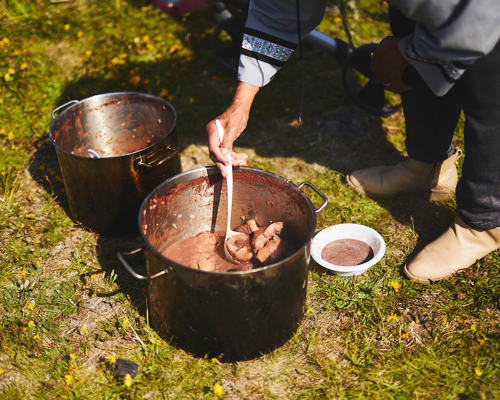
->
[[371, 36, 411, 94], [207, 82, 258, 177]]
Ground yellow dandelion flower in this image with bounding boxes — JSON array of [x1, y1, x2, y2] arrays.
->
[[20, 63, 27, 71], [7, 131, 14, 140], [122, 319, 129, 327], [401, 333, 408, 340], [471, 324, 477, 332], [120, 53, 128, 59], [146, 43, 155, 51], [68, 365, 78, 373], [27, 302, 35, 311], [8, 68, 15, 75], [81, 325, 87, 335], [213, 383, 223, 397], [28, 320, 34, 328], [11, 50, 20, 56], [129, 76, 140, 87], [0, 369, 4, 375], [124, 373, 132, 388], [70, 353, 76, 360], [77, 31, 84, 38], [108, 354, 116, 364], [64, 374, 72, 385], [91, 273, 97, 279], [64, 24, 70, 31], [2, 37, 11, 46], [154, 35, 163, 41], [4, 74, 11, 82], [387, 313, 398, 322], [0, 99, 3, 104], [111, 57, 125, 65], [121, 1, 128, 6], [28, 213, 35, 218], [85, 50, 92, 57], [33, 335, 40, 340], [42, 94, 47, 98], [0, 129, 5, 135], [389, 280, 401, 293], [142, 35, 150, 43], [475, 368, 483, 377], [23, 327, 27, 331], [80, 378, 85, 383]]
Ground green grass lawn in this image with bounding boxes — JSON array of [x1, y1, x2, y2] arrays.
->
[[1, 0, 499, 399]]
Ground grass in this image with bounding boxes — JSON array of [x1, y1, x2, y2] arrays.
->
[[1, 0, 499, 399]]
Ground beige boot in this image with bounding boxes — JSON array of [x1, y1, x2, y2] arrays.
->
[[404, 215, 500, 284], [346, 148, 462, 201]]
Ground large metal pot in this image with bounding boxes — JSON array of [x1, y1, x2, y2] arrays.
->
[[48, 92, 182, 232], [119, 166, 327, 361]]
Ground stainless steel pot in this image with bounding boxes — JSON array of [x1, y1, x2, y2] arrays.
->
[[118, 166, 328, 361], [48, 92, 182, 232]]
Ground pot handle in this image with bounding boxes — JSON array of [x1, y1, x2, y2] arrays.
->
[[135, 146, 183, 169], [117, 248, 168, 280], [298, 182, 328, 213], [51, 100, 79, 119]]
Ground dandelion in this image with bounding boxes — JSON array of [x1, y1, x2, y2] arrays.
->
[[0, 369, 4, 375], [471, 324, 477, 332], [389, 280, 401, 293], [122, 319, 129, 327], [121, 1, 128, 6], [129, 76, 140, 87], [85, 50, 92, 57], [475, 368, 483, 377], [387, 313, 398, 322], [8, 68, 15, 75], [213, 383, 223, 397], [42, 94, 47, 98], [7, 131, 14, 140], [4, 74, 11, 82], [124, 373, 133, 388], [479, 338, 487, 345], [142, 35, 150, 43], [33, 335, 40, 340], [64, 374, 73, 385], [108, 354, 116, 364], [27, 302, 35, 311], [0, 99, 3, 104], [81, 325, 87, 335], [77, 31, 84, 38], [0, 129, 5, 135], [28, 320, 34, 328], [401, 333, 408, 340], [70, 353, 76, 360], [64, 24, 70, 31], [68, 365, 78, 373]]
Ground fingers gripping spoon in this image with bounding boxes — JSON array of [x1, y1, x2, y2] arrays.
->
[[215, 120, 242, 264]]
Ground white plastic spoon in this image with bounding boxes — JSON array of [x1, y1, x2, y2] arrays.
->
[[215, 119, 242, 264]]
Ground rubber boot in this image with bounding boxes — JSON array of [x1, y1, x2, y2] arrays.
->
[[346, 148, 462, 201], [404, 215, 500, 284]]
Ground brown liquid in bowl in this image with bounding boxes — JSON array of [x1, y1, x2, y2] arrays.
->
[[321, 238, 374, 266]]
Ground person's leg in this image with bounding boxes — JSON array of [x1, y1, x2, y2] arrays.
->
[[456, 39, 500, 231], [404, 39, 500, 284], [346, 7, 463, 200]]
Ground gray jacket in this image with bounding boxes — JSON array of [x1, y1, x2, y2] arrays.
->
[[239, 0, 500, 95]]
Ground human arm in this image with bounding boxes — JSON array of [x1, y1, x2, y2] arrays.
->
[[385, 0, 500, 96], [206, 81, 259, 177]]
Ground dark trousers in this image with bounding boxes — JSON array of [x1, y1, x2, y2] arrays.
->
[[389, 8, 500, 231]]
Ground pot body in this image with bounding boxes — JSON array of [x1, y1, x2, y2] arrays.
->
[[49, 92, 181, 232], [140, 166, 318, 361]]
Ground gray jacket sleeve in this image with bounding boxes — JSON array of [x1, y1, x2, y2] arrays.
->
[[388, 0, 500, 95], [238, 0, 327, 87]]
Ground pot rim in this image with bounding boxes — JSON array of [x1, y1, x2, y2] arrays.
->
[[139, 166, 318, 275], [48, 91, 177, 160]]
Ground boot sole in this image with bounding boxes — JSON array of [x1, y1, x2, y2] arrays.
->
[[346, 175, 455, 202]]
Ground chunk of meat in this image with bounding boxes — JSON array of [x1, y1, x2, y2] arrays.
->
[[234, 219, 259, 235], [251, 222, 284, 250], [194, 231, 219, 252], [226, 233, 253, 263], [256, 236, 286, 265], [188, 253, 216, 271]]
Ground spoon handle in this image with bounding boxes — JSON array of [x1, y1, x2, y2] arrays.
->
[[215, 120, 233, 234]]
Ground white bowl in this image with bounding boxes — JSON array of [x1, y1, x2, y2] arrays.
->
[[311, 224, 386, 276]]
